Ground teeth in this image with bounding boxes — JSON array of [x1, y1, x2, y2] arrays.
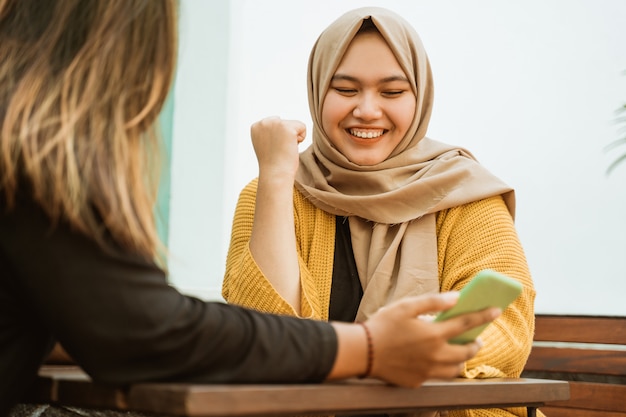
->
[[350, 129, 384, 139]]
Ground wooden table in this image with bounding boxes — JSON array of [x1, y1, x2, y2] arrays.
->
[[32, 366, 570, 416]]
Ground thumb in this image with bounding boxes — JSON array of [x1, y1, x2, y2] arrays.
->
[[290, 120, 306, 143]]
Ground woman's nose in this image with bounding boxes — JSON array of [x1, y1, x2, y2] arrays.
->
[[353, 94, 383, 120]]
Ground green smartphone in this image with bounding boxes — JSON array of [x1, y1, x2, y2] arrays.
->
[[434, 269, 523, 344]]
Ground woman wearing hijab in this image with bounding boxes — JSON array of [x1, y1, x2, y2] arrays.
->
[[0, 1, 499, 415], [223, 7, 537, 417]]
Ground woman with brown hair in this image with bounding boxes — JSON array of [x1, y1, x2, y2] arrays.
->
[[0, 1, 496, 415]]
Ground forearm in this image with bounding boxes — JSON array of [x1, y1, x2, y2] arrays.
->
[[4, 194, 337, 384], [224, 180, 329, 318], [250, 173, 301, 313], [326, 321, 369, 380]]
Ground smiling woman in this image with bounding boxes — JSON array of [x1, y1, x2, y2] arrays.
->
[[222, 6, 538, 417], [321, 23, 416, 166]]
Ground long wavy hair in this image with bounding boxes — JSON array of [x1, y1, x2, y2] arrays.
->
[[0, 0, 178, 260]]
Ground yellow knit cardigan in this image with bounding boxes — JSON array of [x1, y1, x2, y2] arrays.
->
[[223, 178, 540, 417]]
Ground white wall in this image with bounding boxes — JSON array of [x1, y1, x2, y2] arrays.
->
[[167, 0, 231, 299], [171, 0, 626, 315]]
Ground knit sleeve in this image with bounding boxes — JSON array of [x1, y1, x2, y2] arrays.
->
[[222, 179, 327, 319], [436, 196, 536, 380]]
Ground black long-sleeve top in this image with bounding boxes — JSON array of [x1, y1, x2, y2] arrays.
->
[[0, 192, 337, 414]]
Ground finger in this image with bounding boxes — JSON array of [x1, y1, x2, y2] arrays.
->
[[386, 292, 461, 318], [440, 307, 501, 340], [296, 126, 306, 143], [432, 340, 482, 371], [282, 120, 306, 143], [424, 358, 468, 380], [418, 313, 437, 322]]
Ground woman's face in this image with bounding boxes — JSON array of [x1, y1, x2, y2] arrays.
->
[[321, 31, 416, 166]]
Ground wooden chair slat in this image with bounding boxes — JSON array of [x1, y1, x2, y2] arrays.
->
[[525, 346, 626, 375], [534, 315, 626, 344]]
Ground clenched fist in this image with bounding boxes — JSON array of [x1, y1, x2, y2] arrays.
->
[[250, 116, 306, 180]]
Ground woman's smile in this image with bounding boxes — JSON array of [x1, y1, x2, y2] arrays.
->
[[348, 128, 387, 140]]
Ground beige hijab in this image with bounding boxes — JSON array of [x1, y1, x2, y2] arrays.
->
[[295, 7, 514, 321]]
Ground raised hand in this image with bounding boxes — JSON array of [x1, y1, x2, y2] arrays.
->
[[249, 117, 306, 313], [250, 116, 306, 180]]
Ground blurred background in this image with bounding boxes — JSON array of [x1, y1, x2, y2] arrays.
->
[[161, 0, 626, 315]]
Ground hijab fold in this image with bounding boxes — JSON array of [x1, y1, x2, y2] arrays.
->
[[295, 7, 514, 321]]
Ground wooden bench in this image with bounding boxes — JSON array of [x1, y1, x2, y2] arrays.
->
[[522, 314, 626, 417], [25, 365, 569, 416]]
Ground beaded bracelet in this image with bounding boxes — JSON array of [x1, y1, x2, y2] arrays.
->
[[358, 322, 374, 379]]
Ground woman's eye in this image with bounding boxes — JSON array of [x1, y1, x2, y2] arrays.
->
[[382, 90, 405, 97], [333, 87, 357, 95]]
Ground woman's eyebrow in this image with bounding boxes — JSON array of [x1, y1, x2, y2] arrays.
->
[[331, 74, 358, 82], [380, 75, 410, 83], [330, 74, 410, 83]]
